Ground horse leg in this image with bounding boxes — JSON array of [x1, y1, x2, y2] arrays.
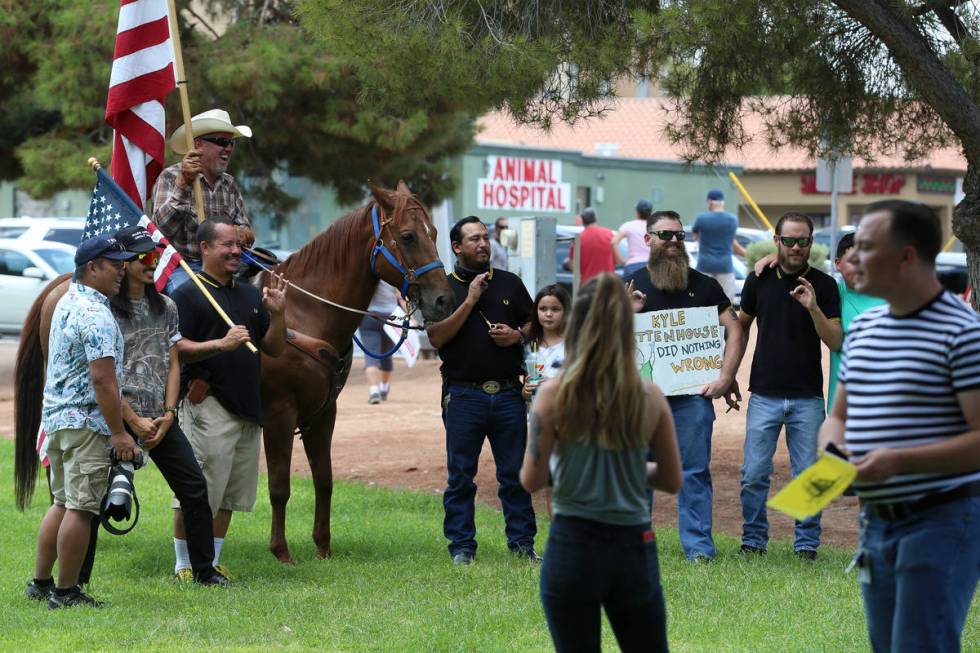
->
[[302, 402, 338, 560], [263, 417, 297, 564]]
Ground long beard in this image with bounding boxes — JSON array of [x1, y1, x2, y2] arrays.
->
[[648, 248, 689, 292]]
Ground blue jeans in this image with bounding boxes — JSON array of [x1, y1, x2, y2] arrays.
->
[[163, 258, 202, 295], [740, 393, 824, 551], [540, 515, 669, 653], [669, 395, 716, 559], [442, 385, 536, 556], [859, 496, 980, 653]]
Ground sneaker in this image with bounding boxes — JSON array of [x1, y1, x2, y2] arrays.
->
[[691, 554, 714, 564], [796, 549, 818, 562], [173, 567, 193, 582], [25, 579, 54, 601], [451, 551, 475, 565], [213, 564, 233, 580], [368, 392, 381, 405], [512, 546, 543, 563], [739, 544, 767, 555], [380, 387, 389, 401], [47, 586, 104, 609], [196, 570, 231, 587]]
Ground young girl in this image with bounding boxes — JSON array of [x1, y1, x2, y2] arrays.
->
[[520, 273, 682, 653], [522, 284, 570, 400]]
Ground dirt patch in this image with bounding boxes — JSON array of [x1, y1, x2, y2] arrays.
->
[[0, 332, 859, 551]]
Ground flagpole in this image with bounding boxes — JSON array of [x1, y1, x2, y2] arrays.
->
[[166, 0, 207, 224], [88, 157, 258, 355]]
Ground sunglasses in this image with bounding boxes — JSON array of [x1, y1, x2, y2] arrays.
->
[[199, 136, 236, 148], [137, 249, 162, 265], [648, 230, 686, 242], [779, 236, 812, 248]]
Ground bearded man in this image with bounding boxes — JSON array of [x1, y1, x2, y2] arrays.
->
[[625, 210, 744, 562], [737, 211, 841, 561], [152, 109, 254, 294]]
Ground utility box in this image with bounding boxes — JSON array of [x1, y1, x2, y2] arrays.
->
[[512, 216, 556, 297]]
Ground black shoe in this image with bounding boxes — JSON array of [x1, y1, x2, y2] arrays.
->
[[512, 546, 543, 563], [451, 551, 475, 565], [47, 586, 104, 609], [25, 579, 54, 601], [739, 544, 767, 555], [196, 570, 231, 587], [796, 549, 818, 562]]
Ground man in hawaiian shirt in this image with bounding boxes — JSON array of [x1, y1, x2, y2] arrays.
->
[[26, 235, 141, 609]]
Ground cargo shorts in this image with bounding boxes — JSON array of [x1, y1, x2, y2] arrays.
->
[[47, 427, 111, 515]]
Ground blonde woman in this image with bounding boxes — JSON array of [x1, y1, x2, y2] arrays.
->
[[520, 273, 682, 653]]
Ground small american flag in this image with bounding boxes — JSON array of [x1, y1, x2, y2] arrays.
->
[[85, 167, 183, 291]]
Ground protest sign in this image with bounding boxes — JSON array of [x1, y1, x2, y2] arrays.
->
[[634, 307, 723, 395], [383, 308, 421, 368], [767, 452, 857, 520]]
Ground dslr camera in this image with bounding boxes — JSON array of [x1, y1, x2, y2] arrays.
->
[[100, 449, 145, 535]]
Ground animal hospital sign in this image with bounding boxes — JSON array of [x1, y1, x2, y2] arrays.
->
[[478, 156, 571, 213]]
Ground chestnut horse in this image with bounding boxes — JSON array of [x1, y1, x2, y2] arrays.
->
[[14, 182, 454, 564]]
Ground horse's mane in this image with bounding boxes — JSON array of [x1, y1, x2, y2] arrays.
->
[[278, 203, 373, 281]]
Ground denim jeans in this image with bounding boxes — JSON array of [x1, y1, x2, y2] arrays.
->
[[740, 393, 824, 551], [669, 395, 716, 559], [540, 515, 669, 653], [859, 496, 980, 653], [442, 385, 536, 556], [163, 258, 202, 295]]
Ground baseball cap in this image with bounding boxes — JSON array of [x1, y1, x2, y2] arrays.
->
[[635, 199, 653, 213], [74, 235, 138, 266], [707, 188, 725, 201], [114, 225, 157, 254]]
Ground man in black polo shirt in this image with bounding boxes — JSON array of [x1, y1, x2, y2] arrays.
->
[[626, 210, 744, 562], [738, 212, 841, 560], [427, 216, 537, 565], [172, 217, 287, 577]]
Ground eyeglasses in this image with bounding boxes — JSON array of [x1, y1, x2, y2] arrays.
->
[[779, 236, 812, 248], [199, 136, 236, 148], [648, 230, 686, 242]]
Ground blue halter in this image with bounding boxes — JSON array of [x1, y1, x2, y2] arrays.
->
[[369, 205, 444, 297]]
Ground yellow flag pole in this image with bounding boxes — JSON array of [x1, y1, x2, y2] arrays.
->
[[166, 0, 206, 224], [87, 157, 257, 355], [728, 171, 773, 232]]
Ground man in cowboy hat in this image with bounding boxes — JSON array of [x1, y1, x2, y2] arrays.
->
[[151, 109, 254, 294]]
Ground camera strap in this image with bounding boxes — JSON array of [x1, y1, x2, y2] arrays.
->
[[101, 493, 139, 535]]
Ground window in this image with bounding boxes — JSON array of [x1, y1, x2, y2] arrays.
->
[[0, 227, 28, 238], [35, 248, 74, 274], [44, 228, 84, 246], [0, 249, 33, 277]]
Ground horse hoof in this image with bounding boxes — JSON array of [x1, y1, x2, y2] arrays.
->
[[317, 547, 332, 560]]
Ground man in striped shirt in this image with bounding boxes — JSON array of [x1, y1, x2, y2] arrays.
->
[[819, 199, 980, 653]]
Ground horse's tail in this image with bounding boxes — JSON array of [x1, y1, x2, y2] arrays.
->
[[14, 274, 69, 511]]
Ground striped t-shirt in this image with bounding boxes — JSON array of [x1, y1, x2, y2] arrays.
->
[[840, 291, 980, 503]]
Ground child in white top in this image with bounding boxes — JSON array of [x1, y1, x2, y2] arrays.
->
[[523, 284, 571, 399]]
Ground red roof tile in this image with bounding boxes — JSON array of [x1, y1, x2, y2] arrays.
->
[[475, 98, 967, 173]]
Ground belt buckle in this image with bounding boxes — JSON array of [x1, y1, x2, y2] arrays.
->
[[481, 380, 501, 394]]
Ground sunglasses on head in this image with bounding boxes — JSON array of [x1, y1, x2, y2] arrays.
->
[[648, 230, 686, 242], [779, 236, 812, 248], [199, 136, 236, 148]]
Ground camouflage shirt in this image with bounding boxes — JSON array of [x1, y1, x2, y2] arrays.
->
[[115, 296, 182, 419]]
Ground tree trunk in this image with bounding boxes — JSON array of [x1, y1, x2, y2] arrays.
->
[[953, 164, 980, 311]]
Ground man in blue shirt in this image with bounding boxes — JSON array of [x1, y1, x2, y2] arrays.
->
[[27, 235, 141, 609], [692, 189, 745, 302]]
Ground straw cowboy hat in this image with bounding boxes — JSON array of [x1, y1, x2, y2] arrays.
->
[[169, 109, 252, 155]]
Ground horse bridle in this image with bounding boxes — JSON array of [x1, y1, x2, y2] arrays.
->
[[370, 204, 443, 298]]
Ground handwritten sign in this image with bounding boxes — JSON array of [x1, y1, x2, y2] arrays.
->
[[634, 307, 723, 396], [767, 452, 857, 520]]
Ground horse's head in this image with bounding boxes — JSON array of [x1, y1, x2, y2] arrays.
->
[[370, 181, 454, 324]]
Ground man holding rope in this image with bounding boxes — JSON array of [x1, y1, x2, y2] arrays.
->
[[152, 109, 254, 294]]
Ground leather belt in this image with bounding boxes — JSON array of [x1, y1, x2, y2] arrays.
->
[[446, 378, 520, 395], [866, 481, 980, 522]]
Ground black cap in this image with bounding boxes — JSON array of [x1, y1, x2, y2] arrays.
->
[[114, 225, 157, 253]]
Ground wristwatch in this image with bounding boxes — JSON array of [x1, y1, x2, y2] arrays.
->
[[164, 406, 178, 417]]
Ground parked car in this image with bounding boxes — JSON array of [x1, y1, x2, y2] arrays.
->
[[813, 225, 856, 252], [735, 227, 770, 251], [554, 225, 627, 292], [0, 217, 86, 247], [0, 239, 76, 332], [936, 251, 970, 301]]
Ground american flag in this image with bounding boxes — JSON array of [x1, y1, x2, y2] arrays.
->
[[85, 167, 183, 291], [106, 0, 176, 209]]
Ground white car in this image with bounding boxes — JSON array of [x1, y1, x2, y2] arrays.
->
[[0, 217, 86, 247], [0, 239, 76, 333]]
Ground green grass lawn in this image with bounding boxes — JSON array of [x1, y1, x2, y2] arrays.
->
[[1, 439, 976, 652]]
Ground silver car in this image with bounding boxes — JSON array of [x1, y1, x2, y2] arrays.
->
[[0, 239, 76, 332]]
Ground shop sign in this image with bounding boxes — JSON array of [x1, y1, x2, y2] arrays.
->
[[801, 173, 905, 195], [917, 175, 956, 194], [478, 156, 571, 213]]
